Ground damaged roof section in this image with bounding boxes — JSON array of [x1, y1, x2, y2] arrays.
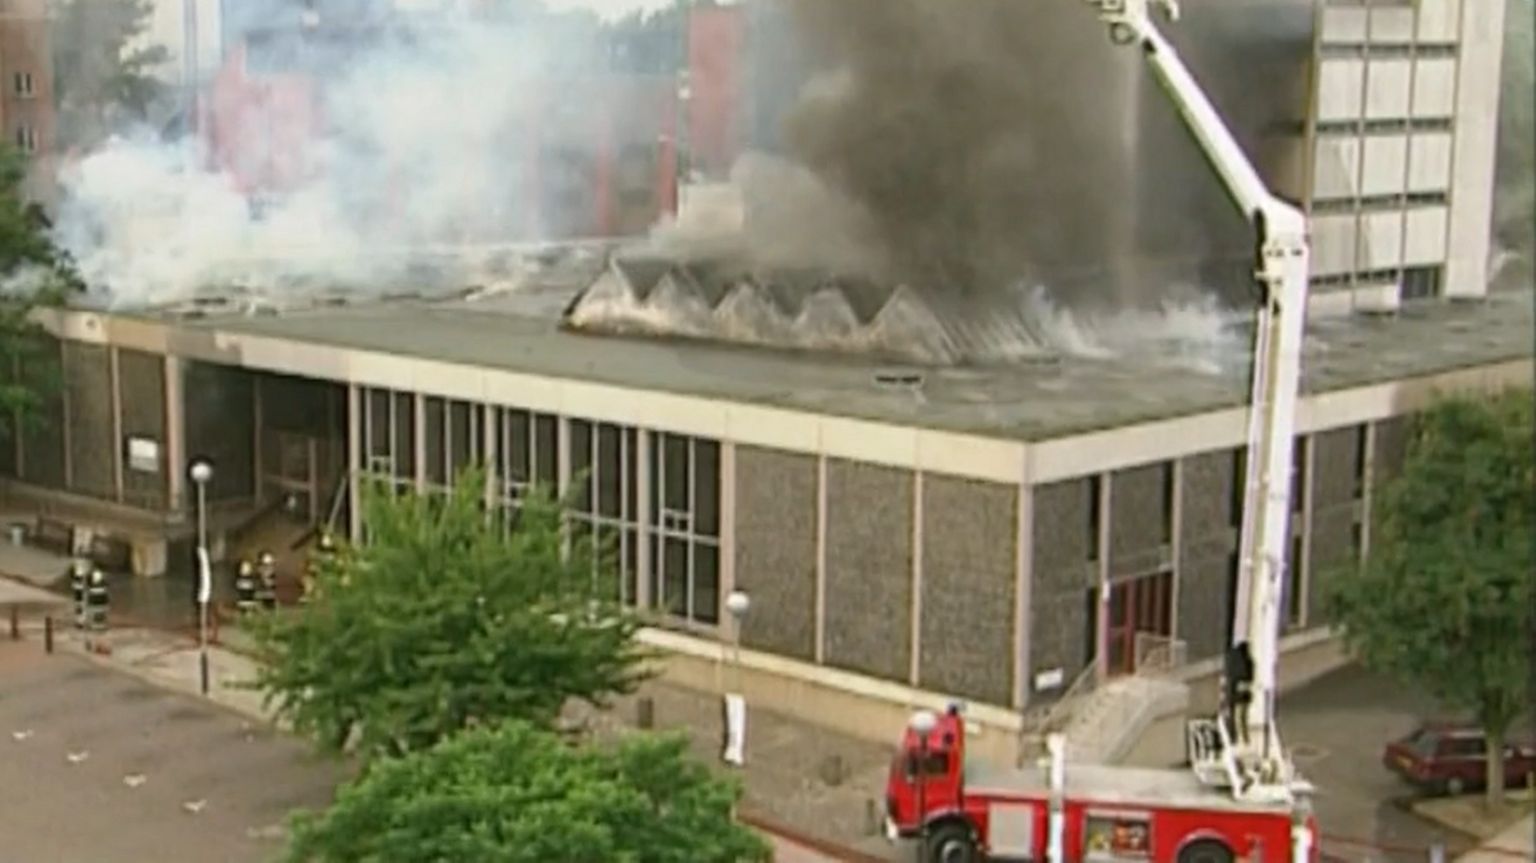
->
[[561, 254, 1060, 366]]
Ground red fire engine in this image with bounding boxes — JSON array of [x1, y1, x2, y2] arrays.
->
[[885, 1, 1319, 860]]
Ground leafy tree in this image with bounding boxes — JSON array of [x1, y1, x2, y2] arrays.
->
[[247, 468, 651, 760], [0, 144, 81, 421], [283, 720, 771, 863], [52, 0, 171, 151], [1325, 390, 1534, 807]]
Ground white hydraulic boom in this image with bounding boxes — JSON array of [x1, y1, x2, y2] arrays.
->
[[1078, 0, 1313, 804]]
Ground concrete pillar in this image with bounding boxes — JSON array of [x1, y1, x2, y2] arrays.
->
[[164, 355, 186, 513], [1443, 0, 1507, 298], [347, 384, 362, 542]]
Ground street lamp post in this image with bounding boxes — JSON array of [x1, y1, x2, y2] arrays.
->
[[910, 709, 939, 862], [721, 590, 750, 767], [189, 458, 214, 697]]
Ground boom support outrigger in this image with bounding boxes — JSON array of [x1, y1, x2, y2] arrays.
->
[[1080, 0, 1312, 805]]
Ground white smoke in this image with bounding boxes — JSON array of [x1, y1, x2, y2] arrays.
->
[[51, 6, 633, 308], [1016, 284, 1250, 375]]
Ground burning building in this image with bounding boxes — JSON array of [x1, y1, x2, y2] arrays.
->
[[7, 0, 1530, 761]]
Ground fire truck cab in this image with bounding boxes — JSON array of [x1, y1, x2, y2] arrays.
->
[[885, 707, 1317, 863]]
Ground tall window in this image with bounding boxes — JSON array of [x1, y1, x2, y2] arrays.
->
[[495, 408, 558, 505], [650, 432, 721, 626], [361, 387, 416, 495], [1086, 475, 1102, 561], [13, 72, 33, 98], [14, 125, 35, 153], [568, 419, 641, 603]]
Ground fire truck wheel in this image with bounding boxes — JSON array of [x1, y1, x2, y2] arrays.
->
[[926, 821, 977, 863], [1177, 838, 1235, 863]]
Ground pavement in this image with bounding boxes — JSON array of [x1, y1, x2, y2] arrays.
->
[[0, 638, 348, 863], [1456, 816, 1535, 863]]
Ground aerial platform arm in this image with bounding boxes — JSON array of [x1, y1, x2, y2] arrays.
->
[[1079, 0, 1313, 807]]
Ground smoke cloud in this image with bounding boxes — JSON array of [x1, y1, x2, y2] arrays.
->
[[52, 3, 666, 308]]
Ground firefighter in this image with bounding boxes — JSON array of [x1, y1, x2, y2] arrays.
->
[[69, 559, 89, 629], [234, 559, 258, 615], [86, 569, 108, 632], [1224, 640, 1255, 745], [302, 532, 336, 603], [255, 551, 278, 611]]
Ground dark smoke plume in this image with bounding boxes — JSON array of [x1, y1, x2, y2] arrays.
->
[[778, 0, 1115, 298]]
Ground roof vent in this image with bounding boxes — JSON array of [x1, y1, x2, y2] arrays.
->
[[874, 370, 925, 389]]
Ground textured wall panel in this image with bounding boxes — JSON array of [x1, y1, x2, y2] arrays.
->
[[823, 459, 912, 682], [1307, 501, 1357, 625], [18, 336, 63, 489], [1178, 450, 1240, 663], [1029, 479, 1095, 690], [919, 476, 1017, 706], [733, 445, 818, 661], [1311, 426, 1364, 509], [1372, 417, 1411, 484], [118, 350, 166, 509], [1110, 463, 1171, 571], [62, 342, 113, 501]]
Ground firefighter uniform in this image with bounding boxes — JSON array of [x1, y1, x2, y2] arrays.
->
[[302, 533, 336, 603], [234, 560, 258, 614], [86, 569, 108, 632], [255, 551, 278, 611]]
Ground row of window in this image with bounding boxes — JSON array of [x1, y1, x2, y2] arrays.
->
[[1311, 191, 1448, 215], [1311, 264, 1443, 299], [358, 389, 724, 627]]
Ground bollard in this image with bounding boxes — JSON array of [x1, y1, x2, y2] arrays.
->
[[43, 615, 52, 653]]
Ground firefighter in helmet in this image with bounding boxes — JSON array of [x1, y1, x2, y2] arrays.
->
[[302, 531, 335, 603]]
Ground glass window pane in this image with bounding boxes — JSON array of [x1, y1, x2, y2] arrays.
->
[[693, 542, 719, 625], [534, 415, 558, 488], [664, 434, 689, 512], [623, 527, 638, 607], [424, 397, 446, 486], [597, 424, 622, 518], [506, 409, 531, 484], [393, 393, 415, 480], [569, 420, 592, 512], [693, 439, 720, 537], [367, 389, 390, 461], [449, 401, 472, 478], [624, 429, 638, 521], [594, 523, 620, 599], [663, 536, 688, 618]]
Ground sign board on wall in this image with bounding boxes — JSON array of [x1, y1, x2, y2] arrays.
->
[[125, 436, 160, 474]]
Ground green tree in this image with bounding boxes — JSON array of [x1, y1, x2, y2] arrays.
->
[[247, 469, 651, 760], [283, 720, 771, 863], [1325, 390, 1534, 807], [52, 0, 170, 152], [0, 144, 81, 421]]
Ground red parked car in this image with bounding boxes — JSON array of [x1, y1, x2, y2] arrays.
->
[[1383, 723, 1536, 796]]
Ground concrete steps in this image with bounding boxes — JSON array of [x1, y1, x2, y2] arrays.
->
[[1051, 675, 1191, 765]]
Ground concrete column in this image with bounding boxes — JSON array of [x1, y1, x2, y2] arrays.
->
[[1297, 436, 1317, 628], [908, 471, 924, 687], [482, 404, 498, 511], [1013, 482, 1033, 711], [718, 441, 737, 624], [1094, 472, 1112, 683], [813, 454, 828, 665], [347, 384, 362, 542], [109, 347, 124, 504], [164, 355, 186, 513], [636, 428, 652, 609], [413, 392, 426, 492], [1168, 459, 1184, 643], [1443, 0, 1507, 298]]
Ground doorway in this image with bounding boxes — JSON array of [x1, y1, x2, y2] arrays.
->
[[1104, 570, 1174, 677]]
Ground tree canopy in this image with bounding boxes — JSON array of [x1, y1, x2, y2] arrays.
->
[[0, 144, 81, 421], [247, 470, 651, 761], [53, 0, 170, 151], [1325, 389, 1533, 803], [283, 720, 770, 863]]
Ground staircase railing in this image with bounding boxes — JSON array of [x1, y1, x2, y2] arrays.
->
[[1017, 659, 1100, 764], [1133, 633, 1188, 677]]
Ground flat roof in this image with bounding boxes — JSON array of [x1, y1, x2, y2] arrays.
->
[[147, 285, 1532, 443]]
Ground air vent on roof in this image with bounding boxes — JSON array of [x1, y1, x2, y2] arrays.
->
[[874, 370, 925, 389]]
